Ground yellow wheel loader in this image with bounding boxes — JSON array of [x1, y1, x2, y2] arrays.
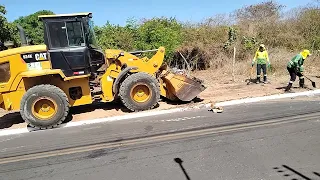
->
[[0, 12, 206, 129]]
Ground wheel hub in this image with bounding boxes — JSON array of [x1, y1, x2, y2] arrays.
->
[[41, 104, 50, 112], [31, 97, 57, 120], [131, 84, 152, 103]]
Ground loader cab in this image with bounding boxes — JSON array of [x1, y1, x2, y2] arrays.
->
[[39, 12, 105, 77]]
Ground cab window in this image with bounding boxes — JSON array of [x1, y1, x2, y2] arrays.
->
[[66, 21, 85, 47], [47, 21, 85, 48]]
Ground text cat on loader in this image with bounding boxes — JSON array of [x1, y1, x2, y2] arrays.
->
[[0, 13, 206, 129]]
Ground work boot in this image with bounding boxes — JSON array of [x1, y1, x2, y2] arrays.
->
[[285, 83, 293, 92], [263, 76, 268, 84], [256, 77, 260, 84], [299, 78, 305, 88]]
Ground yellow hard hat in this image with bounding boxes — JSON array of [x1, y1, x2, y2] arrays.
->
[[301, 49, 311, 59]]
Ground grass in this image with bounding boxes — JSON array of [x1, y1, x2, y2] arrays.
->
[[189, 48, 320, 82]]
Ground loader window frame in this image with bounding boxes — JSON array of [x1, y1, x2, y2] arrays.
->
[[83, 18, 98, 49], [46, 20, 86, 49]]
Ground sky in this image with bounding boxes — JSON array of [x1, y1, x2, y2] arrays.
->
[[1, 0, 315, 26]]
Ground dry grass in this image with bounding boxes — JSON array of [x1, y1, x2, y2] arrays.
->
[[189, 48, 320, 80], [173, 2, 320, 75]]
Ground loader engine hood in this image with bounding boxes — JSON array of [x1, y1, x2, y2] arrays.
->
[[0, 45, 47, 58]]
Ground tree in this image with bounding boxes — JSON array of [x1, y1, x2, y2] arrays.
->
[[0, 5, 17, 43], [95, 21, 136, 51], [14, 10, 54, 44], [135, 17, 183, 60], [296, 7, 320, 49], [94, 17, 183, 61], [236, 1, 284, 22]]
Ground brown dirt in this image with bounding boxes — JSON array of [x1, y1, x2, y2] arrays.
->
[[198, 68, 320, 102], [1, 69, 319, 130]]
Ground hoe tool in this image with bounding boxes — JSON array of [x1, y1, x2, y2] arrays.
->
[[304, 75, 316, 88]]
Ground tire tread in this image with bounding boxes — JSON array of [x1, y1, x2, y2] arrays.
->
[[119, 73, 160, 112], [20, 84, 69, 129]]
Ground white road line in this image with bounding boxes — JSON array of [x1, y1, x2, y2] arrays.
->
[[161, 116, 206, 122], [0, 89, 320, 137], [0, 106, 194, 137], [215, 89, 320, 107], [0, 128, 29, 137], [63, 107, 188, 127]]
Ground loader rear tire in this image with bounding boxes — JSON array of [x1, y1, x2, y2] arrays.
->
[[20, 85, 69, 129], [119, 72, 160, 112]]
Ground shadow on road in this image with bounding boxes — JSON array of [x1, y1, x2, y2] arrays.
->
[[70, 102, 132, 115], [244, 78, 257, 85], [174, 158, 191, 180], [276, 86, 314, 91], [314, 172, 320, 177], [273, 165, 318, 180], [0, 112, 24, 130], [165, 97, 204, 105]]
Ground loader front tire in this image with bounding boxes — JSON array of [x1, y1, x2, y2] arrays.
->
[[119, 72, 160, 112], [20, 85, 69, 129]]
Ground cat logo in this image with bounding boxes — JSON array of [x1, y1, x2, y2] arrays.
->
[[35, 53, 47, 61]]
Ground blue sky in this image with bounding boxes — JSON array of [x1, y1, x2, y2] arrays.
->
[[2, 0, 314, 26]]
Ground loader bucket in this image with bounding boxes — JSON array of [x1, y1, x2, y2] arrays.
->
[[161, 71, 206, 102]]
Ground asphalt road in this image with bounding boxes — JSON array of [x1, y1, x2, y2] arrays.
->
[[0, 97, 319, 180]]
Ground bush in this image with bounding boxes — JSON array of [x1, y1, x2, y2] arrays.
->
[[95, 21, 136, 51], [2, 2, 320, 76], [135, 17, 183, 60]]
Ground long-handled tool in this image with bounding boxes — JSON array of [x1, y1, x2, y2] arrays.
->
[[247, 65, 254, 85], [304, 75, 316, 88]]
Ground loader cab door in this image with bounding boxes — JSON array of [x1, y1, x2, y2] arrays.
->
[[41, 13, 104, 77]]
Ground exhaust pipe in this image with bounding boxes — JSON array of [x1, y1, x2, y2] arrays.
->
[[17, 25, 27, 46]]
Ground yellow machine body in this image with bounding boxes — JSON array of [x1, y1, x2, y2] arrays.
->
[[100, 47, 166, 102], [0, 45, 205, 110], [0, 12, 206, 117], [0, 45, 206, 111], [0, 12, 206, 130], [0, 45, 92, 111]]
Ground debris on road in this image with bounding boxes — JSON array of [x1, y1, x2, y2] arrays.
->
[[209, 102, 224, 113]]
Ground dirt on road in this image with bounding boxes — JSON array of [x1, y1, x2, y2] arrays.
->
[[1, 69, 319, 130]]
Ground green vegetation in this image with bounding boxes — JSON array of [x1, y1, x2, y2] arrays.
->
[[0, 5, 17, 44], [1, 1, 320, 72], [95, 17, 183, 59], [14, 10, 54, 44]]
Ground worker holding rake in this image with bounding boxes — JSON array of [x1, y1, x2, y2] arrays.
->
[[252, 44, 270, 84], [285, 50, 311, 92]]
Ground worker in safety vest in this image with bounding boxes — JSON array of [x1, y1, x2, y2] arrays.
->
[[285, 50, 311, 92], [252, 44, 270, 84]]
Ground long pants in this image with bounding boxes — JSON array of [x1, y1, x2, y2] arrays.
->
[[257, 64, 267, 82], [285, 67, 304, 91]]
